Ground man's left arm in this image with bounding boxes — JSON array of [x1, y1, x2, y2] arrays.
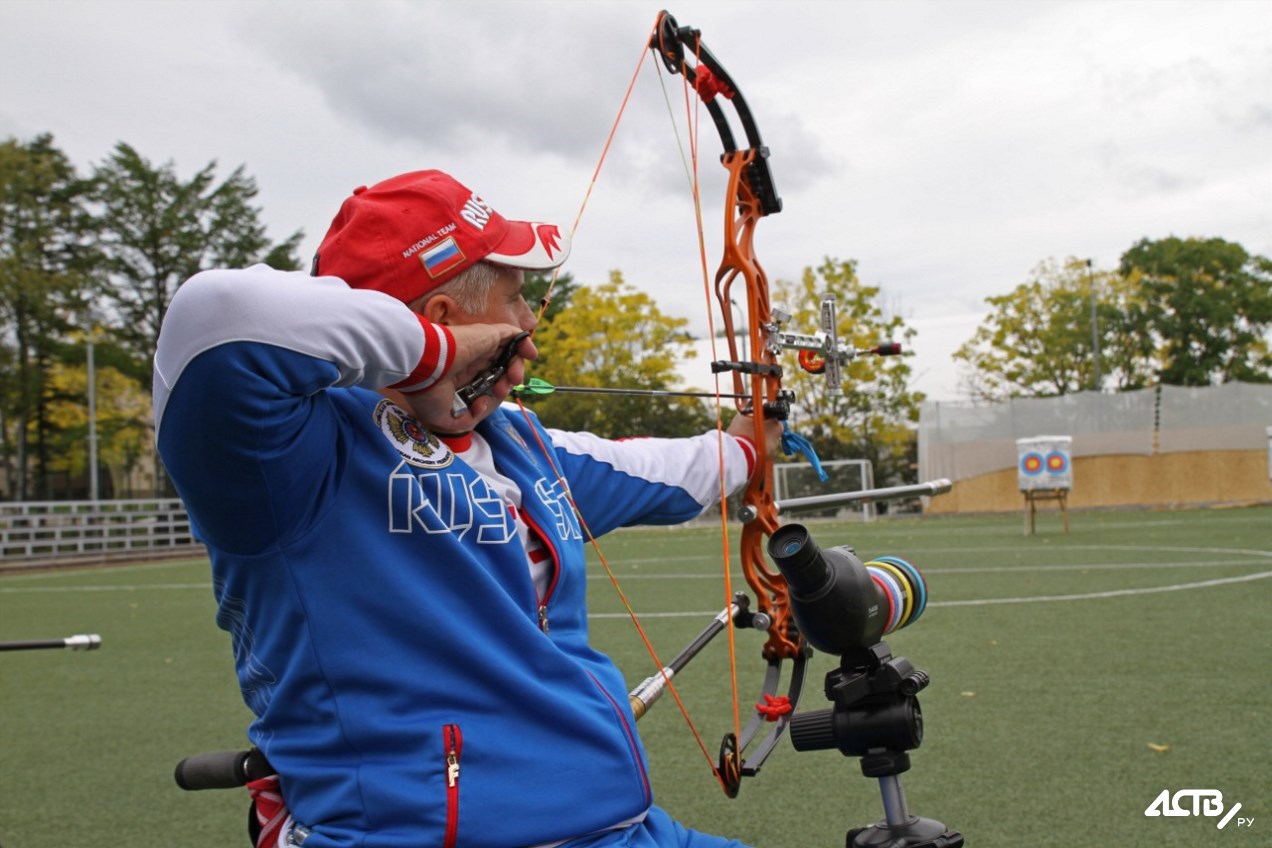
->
[[546, 418, 774, 536]]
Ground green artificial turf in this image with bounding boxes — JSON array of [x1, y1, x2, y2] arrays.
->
[[2, 505, 1268, 847]]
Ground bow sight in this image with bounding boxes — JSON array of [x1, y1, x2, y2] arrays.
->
[[768, 294, 903, 398], [711, 294, 903, 422]]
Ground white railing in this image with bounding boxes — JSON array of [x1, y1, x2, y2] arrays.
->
[[0, 499, 202, 565]]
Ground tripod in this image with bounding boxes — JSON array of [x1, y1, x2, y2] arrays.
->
[[789, 641, 963, 848]]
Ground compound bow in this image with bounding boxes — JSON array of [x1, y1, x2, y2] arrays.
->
[[647, 10, 800, 798], [508, 8, 914, 800], [644, 10, 906, 797]]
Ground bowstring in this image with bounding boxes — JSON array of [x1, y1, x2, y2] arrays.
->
[[515, 12, 728, 789], [674, 30, 745, 771], [512, 402, 721, 783]]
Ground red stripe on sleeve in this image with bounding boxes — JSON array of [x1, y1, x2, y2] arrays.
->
[[733, 435, 758, 478], [391, 315, 455, 395]]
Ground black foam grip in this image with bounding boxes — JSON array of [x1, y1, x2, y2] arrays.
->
[[174, 748, 273, 790]]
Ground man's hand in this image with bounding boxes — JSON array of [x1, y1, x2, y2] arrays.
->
[[726, 411, 783, 461], [402, 323, 537, 432]]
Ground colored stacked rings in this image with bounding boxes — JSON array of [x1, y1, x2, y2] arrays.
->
[[864, 556, 927, 636]]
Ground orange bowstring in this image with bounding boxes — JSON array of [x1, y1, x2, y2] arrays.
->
[[513, 11, 732, 789], [532, 12, 649, 326], [512, 401, 722, 785], [678, 30, 745, 776]]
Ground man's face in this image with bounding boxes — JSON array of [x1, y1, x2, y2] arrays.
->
[[457, 267, 537, 334], [392, 265, 539, 433]]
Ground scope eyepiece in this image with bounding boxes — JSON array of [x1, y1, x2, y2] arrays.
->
[[768, 524, 829, 596]]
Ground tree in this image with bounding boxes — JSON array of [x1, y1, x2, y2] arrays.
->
[[1119, 236, 1272, 385], [521, 269, 578, 379], [773, 258, 924, 487], [522, 271, 715, 438], [524, 269, 579, 325], [91, 142, 304, 389], [91, 143, 305, 494], [40, 354, 150, 498], [954, 257, 1157, 401], [0, 134, 98, 499]]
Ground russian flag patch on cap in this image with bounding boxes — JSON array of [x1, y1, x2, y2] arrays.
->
[[420, 237, 466, 279]]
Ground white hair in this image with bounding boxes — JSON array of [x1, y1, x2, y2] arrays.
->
[[411, 261, 512, 315]]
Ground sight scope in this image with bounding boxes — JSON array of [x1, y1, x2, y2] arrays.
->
[[768, 523, 926, 654]]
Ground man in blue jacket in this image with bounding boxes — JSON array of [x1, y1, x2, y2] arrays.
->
[[156, 169, 773, 848]]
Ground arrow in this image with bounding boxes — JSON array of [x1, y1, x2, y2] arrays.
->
[[513, 377, 751, 402]]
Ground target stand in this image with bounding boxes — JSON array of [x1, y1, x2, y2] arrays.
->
[[1016, 436, 1072, 537], [1022, 488, 1069, 536]]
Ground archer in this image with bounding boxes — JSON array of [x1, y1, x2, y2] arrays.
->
[[156, 168, 780, 848]]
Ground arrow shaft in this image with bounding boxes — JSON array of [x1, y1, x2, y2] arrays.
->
[[519, 385, 749, 401]]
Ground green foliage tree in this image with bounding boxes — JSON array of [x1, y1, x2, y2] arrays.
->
[[1119, 236, 1272, 385], [953, 257, 1157, 401], [91, 142, 304, 389], [524, 270, 578, 325], [521, 270, 578, 380], [774, 258, 923, 486], [523, 271, 715, 438], [0, 134, 99, 499]]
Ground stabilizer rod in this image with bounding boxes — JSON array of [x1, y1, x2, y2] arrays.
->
[[0, 634, 101, 652], [738, 479, 952, 523]]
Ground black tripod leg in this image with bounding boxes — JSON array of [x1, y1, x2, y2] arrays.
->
[[845, 774, 964, 848]]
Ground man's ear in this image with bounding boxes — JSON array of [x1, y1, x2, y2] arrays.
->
[[416, 294, 457, 326]]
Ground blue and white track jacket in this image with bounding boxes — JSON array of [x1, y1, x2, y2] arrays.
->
[[154, 266, 755, 848]]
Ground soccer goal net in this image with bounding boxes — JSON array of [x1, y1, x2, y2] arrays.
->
[[774, 459, 877, 521]]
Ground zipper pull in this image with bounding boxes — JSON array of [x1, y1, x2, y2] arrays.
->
[[538, 604, 550, 633], [446, 749, 460, 787]]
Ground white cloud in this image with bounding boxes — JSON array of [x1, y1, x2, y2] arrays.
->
[[2, 0, 1269, 402]]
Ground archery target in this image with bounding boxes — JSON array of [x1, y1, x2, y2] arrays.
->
[[1020, 452, 1045, 476], [1016, 436, 1073, 490]]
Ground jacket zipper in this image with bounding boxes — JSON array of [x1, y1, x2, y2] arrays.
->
[[443, 724, 463, 848], [522, 512, 561, 633]]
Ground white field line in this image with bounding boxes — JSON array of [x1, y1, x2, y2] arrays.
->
[[588, 569, 1272, 618], [3, 546, 1270, 617]]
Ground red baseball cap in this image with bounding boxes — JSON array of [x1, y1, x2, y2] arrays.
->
[[312, 170, 571, 303]]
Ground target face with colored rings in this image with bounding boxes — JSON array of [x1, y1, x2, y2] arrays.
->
[[1045, 451, 1069, 473], [1020, 452, 1045, 475]]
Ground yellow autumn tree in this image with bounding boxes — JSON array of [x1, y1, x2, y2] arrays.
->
[[40, 357, 150, 497], [524, 271, 714, 438], [774, 258, 922, 487]]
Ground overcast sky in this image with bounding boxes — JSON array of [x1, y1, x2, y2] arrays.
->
[[2, 0, 1269, 401]]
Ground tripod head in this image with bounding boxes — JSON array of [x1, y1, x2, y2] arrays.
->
[[790, 642, 925, 766]]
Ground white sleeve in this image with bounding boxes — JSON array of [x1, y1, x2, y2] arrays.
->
[[153, 265, 451, 437]]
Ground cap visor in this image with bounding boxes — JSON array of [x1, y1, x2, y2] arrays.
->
[[486, 221, 571, 271]]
